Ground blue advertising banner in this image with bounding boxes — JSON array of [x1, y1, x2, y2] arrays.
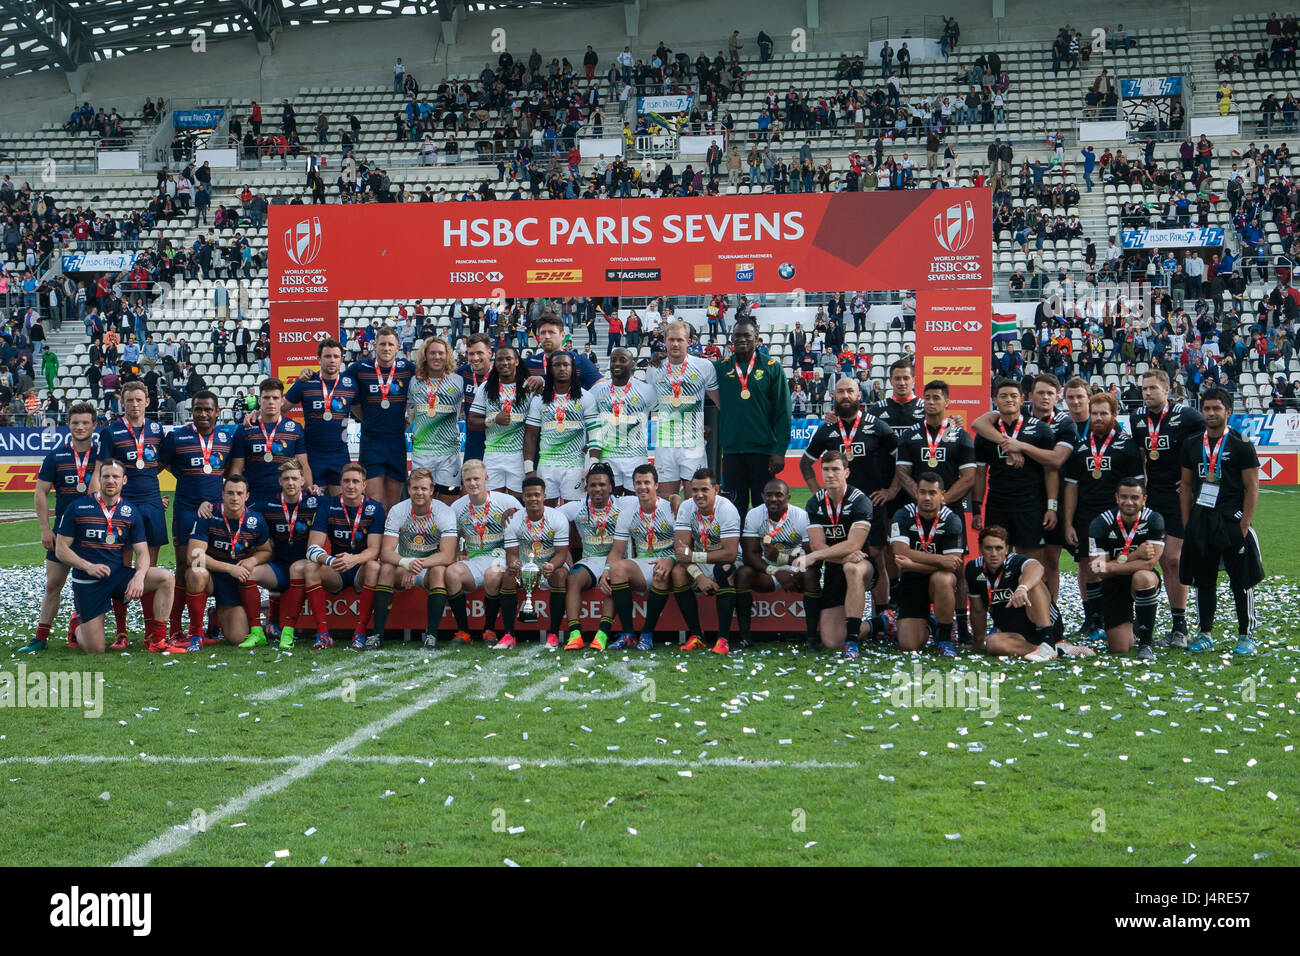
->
[[173, 108, 224, 129], [1120, 77, 1182, 97], [1120, 228, 1225, 250]]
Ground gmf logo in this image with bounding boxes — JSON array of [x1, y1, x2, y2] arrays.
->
[[933, 200, 975, 253], [921, 356, 982, 385], [284, 217, 323, 266], [526, 269, 583, 283]]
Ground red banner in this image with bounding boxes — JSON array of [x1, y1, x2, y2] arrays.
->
[[268, 190, 991, 299], [268, 298, 339, 384], [1257, 452, 1298, 484]]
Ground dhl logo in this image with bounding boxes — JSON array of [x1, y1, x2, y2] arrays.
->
[[526, 269, 583, 283], [0, 464, 39, 492], [921, 356, 983, 385]]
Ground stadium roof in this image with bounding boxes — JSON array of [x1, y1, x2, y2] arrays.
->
[[0, 0, 617, 79]]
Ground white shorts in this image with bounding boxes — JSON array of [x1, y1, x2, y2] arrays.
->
[[412, 451, 462, 489], [460, 553, 506, 591], [539, 463, 584, 502], [654, 446, 708, 484], [627, 556, 671, 587], [571, 555, 609, 583], [485, 453, 524, 493], [607, 455, 647, 490]]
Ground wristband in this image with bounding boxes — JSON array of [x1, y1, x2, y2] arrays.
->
[[764, 564, 781, 576], [307, 544, 328, 565], [686, 563, 703, 580], [769, 573, 783, 590], [523, 460, 535, 473], [1015, 583, 1028, 592], [775, 551, 791, 566], [1047, 498, 1059, 511], [399, 557, 414, 571], [691, 550, 709, 564]]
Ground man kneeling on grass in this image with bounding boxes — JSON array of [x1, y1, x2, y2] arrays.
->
[[184, 473, 272, 649], [966, 524, 1093, 661]]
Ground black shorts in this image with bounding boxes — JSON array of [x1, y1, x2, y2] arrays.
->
[[1099, 577, 1138, 629], [984, 499, 1046, 550], [1068, 511, 1101, 562], [1147, 489, 1183, 538], [989, 608, 1035, 639], [867, 502, 888, 548], [1044, 514, 1068, 547], [818, 554, 877, 608], [895, 571, 936, 620]]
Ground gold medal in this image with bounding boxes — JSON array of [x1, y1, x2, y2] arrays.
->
[[1148, 449, 1159, 461], [928, 455, 938, 467], [555, 419, 568, 432], [426, 407, 436, 417], [412, 535, 424, 547], [1117, 554, 1128, 563], [762, 534, 773, 545], [844, 449, 855, 462], [740, 388, 751, 399], [1091, 468, 1102, 479]]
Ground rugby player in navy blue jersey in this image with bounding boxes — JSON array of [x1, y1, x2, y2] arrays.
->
[[248, 459, 323, 649], [183, 473, 272, 651], [347, 325, 415, 511], [284, 337, 358, 496], [96, 381, 169, 648], [230, 377, 312, 503], [23, 402, 101, 652], [159, 390, 234, 642], [55, 459, 176, 654], [303, 462, 386, 649]]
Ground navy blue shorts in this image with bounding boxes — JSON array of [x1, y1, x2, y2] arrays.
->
[[325, 563, 362, 593], [360, 436, 407, 483], [127, 499, 169, 548], [309, 456, 348, 489], [172, 507, 201, 550], [210, 570, 246, 609], [71, 566, 136, 623], [266, 559, 295, 592]]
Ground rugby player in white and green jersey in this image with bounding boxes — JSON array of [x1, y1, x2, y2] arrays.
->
[[408, 336, 466, 503], [587, 347, 659, 495], [445, 459, 523, 646], [468, 345, 527, 495], [644, 319, 719, 500], [606, 462, 680, 651], [375, 466, 459, 650], [523, 351, 598, 506], [498, 476, 572, 649], [559, 462, 629, 651]]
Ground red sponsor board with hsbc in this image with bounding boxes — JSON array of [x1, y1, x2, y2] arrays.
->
[[269, 299, 340, 424], [268, 191, 990, 298]]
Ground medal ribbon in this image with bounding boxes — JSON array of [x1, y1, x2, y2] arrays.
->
[[836, 410, 864, 456], [122, 417, 147, 464], [222, 508, 247, 556], [696, 509, 715, 551], [733, 352, 757, 393], [1145, 404, 1169, 454], [1116, 513, 1139, 558], [1202, 432, 1225, 481], [923, 422, 944, 463], [996, 415, 1024, 442], [426, 375, 444, 415], [666, 360, 689, 402], [94, 494, 119, 541], [469, 493, 492, 545], [196, 428, 215, 472], [609, 380, 632, 418], [1089, 429, 1115, 474], [259, 418, 281, 459], [525, 514, 545, 557], [824, 490, 844, 530], [375, 363, 395, 404], [340, 495, 365, 545], [554, 396, 571, 428], [500, 382, 516, 417], [319, 374, 340, 415], [588, 499, 613, 541], [914, 511, 938, 552], [638, 505, 658, 552], [766, 507, 789, 541], [280, 496, 301, 536], [986, 562, 1007, 608], [410, 505, 434, 541], [71, 443, 93, 486]]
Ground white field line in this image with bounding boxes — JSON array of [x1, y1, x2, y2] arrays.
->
[[2, 753, 862, 771], [112, 646, 547, 867]]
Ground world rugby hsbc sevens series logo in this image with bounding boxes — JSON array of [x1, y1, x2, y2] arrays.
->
[[285, 217, 323, 266], [933, 201, 976, 253]]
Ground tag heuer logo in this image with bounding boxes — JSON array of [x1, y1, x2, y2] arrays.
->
[[284, 217, 323, 266]]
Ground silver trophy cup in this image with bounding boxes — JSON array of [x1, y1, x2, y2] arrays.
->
[[518, 557, 541, 622]]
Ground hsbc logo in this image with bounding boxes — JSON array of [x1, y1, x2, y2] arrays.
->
[[284, 217, 323, 266], [277, 331, 332, 343], [1259, 456, 1282, 481], [450, 270, 504, 283], [934, 200, 976, 252], [923, 320, 983, 333]]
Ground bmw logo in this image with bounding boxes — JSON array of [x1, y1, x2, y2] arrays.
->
[[778, 262, 796, 280]]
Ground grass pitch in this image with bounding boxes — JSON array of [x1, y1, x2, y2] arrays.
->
[[0, 490, 1296, 866]]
